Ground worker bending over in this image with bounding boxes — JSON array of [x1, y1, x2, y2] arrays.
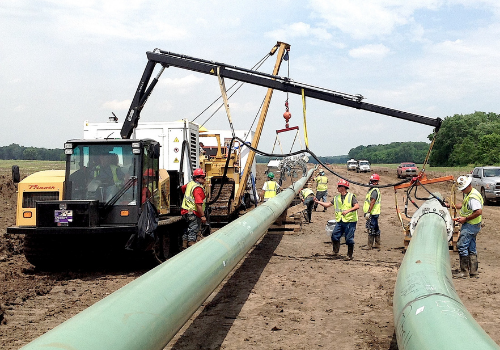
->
[[300, 186, 315, 223]]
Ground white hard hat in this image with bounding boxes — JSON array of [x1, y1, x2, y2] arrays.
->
[[456, 175, 472, 191]]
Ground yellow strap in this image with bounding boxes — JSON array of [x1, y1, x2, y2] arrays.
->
[[420, 131, 436, 175], [216, 67, 235, 137], [301, 89, 309, 148]]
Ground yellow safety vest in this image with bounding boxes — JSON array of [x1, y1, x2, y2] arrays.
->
[[334, 192, 358, 223], [301, 188, 314, 199], [460, 188, 483, 225], [363, 188, 381, 215], [264, 181, 278, 199], [94, 165, 122, 185], [181, 181, 206, 213], [315, 176, 328, 192]]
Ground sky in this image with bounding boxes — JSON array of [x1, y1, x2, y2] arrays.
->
[[1, 0, 500, 156]]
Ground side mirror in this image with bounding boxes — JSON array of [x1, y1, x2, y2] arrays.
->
[[472, 174, 480, 178], [148, 143, 161, 159], [12, 165, 20, 184]]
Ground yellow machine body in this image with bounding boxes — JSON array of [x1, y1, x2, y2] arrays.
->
[[15, 170, 65, 227]]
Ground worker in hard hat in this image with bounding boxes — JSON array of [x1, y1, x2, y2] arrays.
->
[[181, 168, 207, 249], [445, 175, 483, 278], [141, 168, 157, 205], [90, 152, 125, 201], [315, 179, 359, 260], [313, 170, 328, 212], [300, 185, 315, 223], [261, 172, 280, 203], [363, 173, 381, 250]]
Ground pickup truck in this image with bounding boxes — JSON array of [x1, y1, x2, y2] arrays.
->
[[397, 162, 418, 178], [471, 166, 500, 204]]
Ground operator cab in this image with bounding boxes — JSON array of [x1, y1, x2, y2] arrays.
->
[[64, 139, 160, 223]]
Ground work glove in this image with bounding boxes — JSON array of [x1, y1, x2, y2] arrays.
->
[[364, 212, 371, 220]]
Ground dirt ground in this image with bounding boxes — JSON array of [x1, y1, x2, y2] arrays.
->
[[1, 164, 500, 349]]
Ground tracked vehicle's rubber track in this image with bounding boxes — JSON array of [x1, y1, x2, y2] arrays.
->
[[210, 179, 235, 222], [23, 231, 133, 269]]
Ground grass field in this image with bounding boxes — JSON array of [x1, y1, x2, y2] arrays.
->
[[0, 160, 65, 173], [0, 160, 474, 177]]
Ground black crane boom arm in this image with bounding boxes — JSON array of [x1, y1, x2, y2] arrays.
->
[[121, 49, 441, 139]]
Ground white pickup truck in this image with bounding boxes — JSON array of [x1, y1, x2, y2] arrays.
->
[[471, 166, 500, 204]]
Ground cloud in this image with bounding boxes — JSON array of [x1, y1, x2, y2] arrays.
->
[[265, 22, 333, 42], [102, 100, 131, 111], [160, 74, 205, 94], [309, 0, 417, 39], [349, 44, 390, 59]]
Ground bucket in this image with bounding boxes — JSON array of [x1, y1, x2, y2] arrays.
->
[[325, 219, 336, 237]]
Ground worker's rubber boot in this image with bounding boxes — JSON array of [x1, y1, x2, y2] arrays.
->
[[332, 240, 340, 257], [374, 235, 381, 249], [182, 239, 188, 251], [469, 254, 479, 278], [453, 255, 469, 279], [367, 235, 373, 250], [345, 244, 354, 261]]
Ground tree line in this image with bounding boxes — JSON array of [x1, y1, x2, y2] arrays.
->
[[2, 112, 498, 166], [429, 111, 500, 166], [0, 144, 64, 161], [347, 142, 430, 164]]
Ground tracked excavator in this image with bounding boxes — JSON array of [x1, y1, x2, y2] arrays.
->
[[8, 42, 442, 268]]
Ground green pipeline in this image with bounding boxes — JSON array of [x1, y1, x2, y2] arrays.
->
[[21, 168, 315, 350], [393, 196, 499, 349]]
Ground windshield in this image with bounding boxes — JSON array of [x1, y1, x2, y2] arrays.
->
[[68, 144, 138, 205], [360, 161, 369, 166], [484, 168, 500, 177], [403, 163, 416, 168]]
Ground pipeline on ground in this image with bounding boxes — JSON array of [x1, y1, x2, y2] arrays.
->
[[20, 168, 315, 350], [393, 195, 499, 349]]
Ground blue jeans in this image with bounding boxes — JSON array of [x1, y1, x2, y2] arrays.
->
[[457, 223, 481, 257], [314, 191, 328, 210], [315, 190, 328, 202], [182, 213, 201, 242], [365, 214, 380, 236], [303, 195, 315, 221], [332, 221, 357, 245]]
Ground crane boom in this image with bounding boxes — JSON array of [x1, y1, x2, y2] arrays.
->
[[121, 48, 441, 139]]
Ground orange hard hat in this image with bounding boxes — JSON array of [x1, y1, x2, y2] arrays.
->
[[143, 169, 156, 177], [337, 179, 350, 188], [193, 168, 206, 177]]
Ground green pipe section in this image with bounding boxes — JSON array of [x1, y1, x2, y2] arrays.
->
[[21, 168, 315, 350], [393, 196, 499, 349]]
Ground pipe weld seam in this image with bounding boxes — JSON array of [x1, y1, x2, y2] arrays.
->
[[395, 292, 462, 326]]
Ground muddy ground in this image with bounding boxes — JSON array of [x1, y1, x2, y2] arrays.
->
[[1, 164, 500, 349]]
